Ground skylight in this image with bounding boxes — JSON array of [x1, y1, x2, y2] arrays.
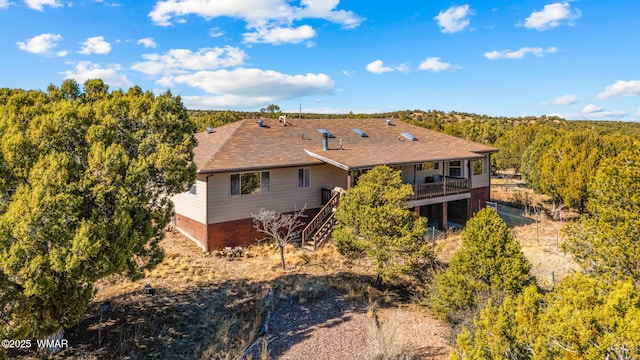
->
[[317, 128, 335, 138], [352, 128, 367, 137], [401, 132, 417, 141]]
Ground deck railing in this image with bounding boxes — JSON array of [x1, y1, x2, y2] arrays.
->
[[415, 177, 469, 199], [301, 191, 340, 248]]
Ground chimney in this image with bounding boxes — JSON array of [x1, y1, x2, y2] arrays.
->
[[386, 119, 391, 126], [339, 139, 343, 151], [206, 126, 213, 134], [257, 119, 264, 128], [322, 133, 329, 151]]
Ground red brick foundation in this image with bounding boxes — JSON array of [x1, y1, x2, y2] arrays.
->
[[469, 186, 490, 217], [174, 214, 208, 250], [176, 208, 322, 251], [208, 218, 263, 250]]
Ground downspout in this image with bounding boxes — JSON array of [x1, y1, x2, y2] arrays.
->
[[205, 174, 213, 252]]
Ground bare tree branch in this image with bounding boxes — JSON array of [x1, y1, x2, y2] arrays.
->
[[252, 206, 307, 269]]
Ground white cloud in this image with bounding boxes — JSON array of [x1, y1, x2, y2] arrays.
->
[[554, 104, 631, 120], [148, 0, 363, 45], [209, 27, 224, 38], [418, 57, 453, 72], [62, 61, 133, 89], [79, 36, 112, 55], [597, 80, 640, 99], [366, 60, 392, 74], [24, 0, 62, 11], [583, 104, 603, 114], [94, 0, 121, 7], [131, 46, 246, 76], [365, 60, 408, 74], [484, 46, 558, 60], [136, 37, 157, 48], [546, 94, 578, 105], [171, 68, 334, 108], [524, 2, 581, 30], [243, 25, 316, 44], [17, 33, 65, 56], [434, 5, 472, 33], [0, 0, 10, 9]]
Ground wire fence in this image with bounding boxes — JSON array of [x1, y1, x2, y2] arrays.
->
[[487, 201, 566, 254]]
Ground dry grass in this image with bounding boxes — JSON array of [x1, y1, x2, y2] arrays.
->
[[432, 178, 580, 288], [40, 231, 448, 359], [492, 177, 580, 285]]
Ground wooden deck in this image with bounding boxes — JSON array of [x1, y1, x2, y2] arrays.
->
[[414, 177, 469, 199]]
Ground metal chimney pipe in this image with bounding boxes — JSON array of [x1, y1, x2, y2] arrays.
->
[[322, 133, 329, 151]]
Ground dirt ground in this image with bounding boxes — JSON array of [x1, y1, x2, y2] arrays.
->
[[490, 177, 580, 286], [20, 232, 451, 359]]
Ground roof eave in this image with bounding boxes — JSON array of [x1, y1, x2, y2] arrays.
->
[[196, 161, 325, 174]]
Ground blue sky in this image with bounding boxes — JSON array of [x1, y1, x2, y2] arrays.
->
[[2, 0, 639, 120]]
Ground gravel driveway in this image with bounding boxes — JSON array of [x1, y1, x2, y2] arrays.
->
[[245, 288, 451, 359]]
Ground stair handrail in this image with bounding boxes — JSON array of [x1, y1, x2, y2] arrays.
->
[[301, 191, 340, 247], [312, 212, 337, 250]]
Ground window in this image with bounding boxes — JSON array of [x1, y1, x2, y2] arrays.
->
[[231, 171, 270, 196], [417, 162, 439, 171], [298, 168, 310, 188], [448, 161, 462, 177], [473, 159, 485, 175]]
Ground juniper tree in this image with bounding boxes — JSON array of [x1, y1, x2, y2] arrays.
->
[[0, 80, 196, 342], [431, 208, 533, 322], [333, 166, 433, 283]]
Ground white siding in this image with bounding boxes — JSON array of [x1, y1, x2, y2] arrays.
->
[[172, 176, 207, 223], [209, 164, 347, 224], [471, 154, 491, 189]]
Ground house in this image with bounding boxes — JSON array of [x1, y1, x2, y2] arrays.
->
[[171, 117, 498, 251]]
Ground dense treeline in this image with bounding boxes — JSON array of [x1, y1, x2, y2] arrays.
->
[[0, 80, 196, 348], [445, 145, 640, 359]]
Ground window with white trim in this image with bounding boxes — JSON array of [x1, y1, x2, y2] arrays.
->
[[230, 171, 270, 196], [448, 161, 463, 177], [473, 158, 485, 175], [298, 168, 311, 188]]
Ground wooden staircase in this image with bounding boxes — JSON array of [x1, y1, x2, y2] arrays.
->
[[301, 191, 341, 251]]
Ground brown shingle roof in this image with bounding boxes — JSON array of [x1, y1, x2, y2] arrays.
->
[[193, 118, 497, 173]]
